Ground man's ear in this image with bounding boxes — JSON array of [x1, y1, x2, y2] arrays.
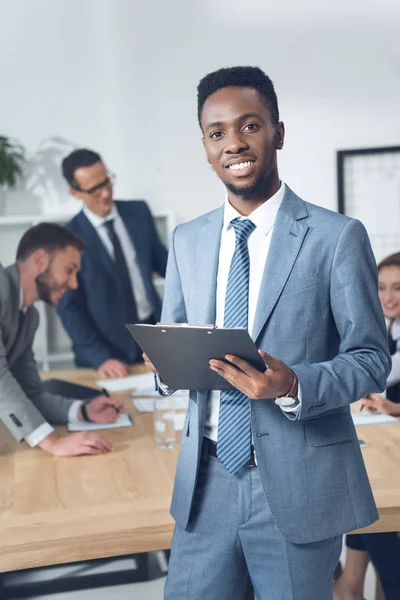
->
[[69, 187, 79, 199], [32, 249, 50, 274], [275, 121, 285, 150]]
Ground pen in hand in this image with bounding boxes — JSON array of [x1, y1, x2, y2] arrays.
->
[[102, 387, 120, 414], [360, 394, 371, 412]]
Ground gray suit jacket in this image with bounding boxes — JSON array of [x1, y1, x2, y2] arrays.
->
[[0, 264, 75, 442], [161, 186, 391, 544]]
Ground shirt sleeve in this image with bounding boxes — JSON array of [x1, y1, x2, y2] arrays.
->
[[25, 422, 54, 447], [68, 400, 83, 422], [155, 374, 175, 397], [280, 382, 302, 420]]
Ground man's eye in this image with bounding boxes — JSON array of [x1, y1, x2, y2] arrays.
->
[[243, 123, 259, 132], [210, 131, 223, 139]]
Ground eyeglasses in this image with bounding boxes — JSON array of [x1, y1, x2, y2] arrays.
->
[[74, 173, 115, 197]]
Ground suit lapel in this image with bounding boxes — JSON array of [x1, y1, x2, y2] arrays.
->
[[252, 188, 309, 342], [77, 212, 115, 278], [193, 208, 224, 324]]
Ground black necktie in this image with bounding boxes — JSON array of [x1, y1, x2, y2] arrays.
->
[[104, 219, 138, 324]]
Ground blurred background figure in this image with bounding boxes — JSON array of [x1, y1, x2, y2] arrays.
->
[[57, 149, 168, 379]]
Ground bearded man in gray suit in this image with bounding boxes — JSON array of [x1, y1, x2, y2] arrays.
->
[[145, 67, 391, 600], [0, 223, 122, 456]]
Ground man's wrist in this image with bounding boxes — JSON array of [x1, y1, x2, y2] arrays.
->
[[80, 401, 93, 422], [38, 431, 58, 453], [280, 371, 298, 398]]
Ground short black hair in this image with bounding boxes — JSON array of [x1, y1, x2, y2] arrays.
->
[[62, 148, 102, 188], [16, 223, 86, 261], [197, 66, 279, 129]]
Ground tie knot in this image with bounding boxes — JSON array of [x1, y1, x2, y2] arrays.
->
[[231, 218, 256, 241]]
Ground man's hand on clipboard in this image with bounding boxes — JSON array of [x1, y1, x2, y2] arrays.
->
[[209, 350, 297, 400], [143, 352, 158, 374]]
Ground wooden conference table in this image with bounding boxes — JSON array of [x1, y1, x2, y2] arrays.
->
[[0, 367, 400, 574]]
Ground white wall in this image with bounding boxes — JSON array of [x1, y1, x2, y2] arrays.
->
[[1, 0, 400, 224]]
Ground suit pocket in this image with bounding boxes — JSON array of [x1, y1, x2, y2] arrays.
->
[[305, 414, 357, 447], [281, 272, 319, 296]]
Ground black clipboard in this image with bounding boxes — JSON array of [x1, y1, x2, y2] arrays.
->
[[126, 323, 266, 390]]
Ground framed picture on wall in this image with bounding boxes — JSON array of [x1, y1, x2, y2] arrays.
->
[[337, 145, 400, 264]]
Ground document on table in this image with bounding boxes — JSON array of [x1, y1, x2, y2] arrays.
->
[[352, 412, 398, 426], [67, 413, 133, 431], [133, 394, 189, 413], [96, 372, 157, 394]]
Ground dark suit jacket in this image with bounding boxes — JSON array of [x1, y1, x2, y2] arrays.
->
[[57, 200, 168, 368]]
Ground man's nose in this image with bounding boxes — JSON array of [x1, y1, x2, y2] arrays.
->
[[224, 130, 249, 154], [70, 273, 79, 289]]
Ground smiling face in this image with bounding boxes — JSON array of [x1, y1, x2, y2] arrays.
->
[[35, 246, 81, 307], [201, 86, 284, 208], [378, 265, 400, 321], [70, 161, 114, 218]]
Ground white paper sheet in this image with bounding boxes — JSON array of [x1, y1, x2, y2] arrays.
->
[[133, 396, 189, 413], [352, 412, 398, 426], [96, 372, 156, 393], [67, 413, 133, 431]]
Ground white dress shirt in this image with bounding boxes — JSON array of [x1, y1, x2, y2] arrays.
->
[[205, 182, 301, 442], [83, 203, 153, 321]]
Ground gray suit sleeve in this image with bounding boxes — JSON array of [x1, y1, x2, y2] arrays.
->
[[292, 218, 391, 419], [10, 344, 75, 425], [0, 338, 75, 442], [0, 334, 48, 441]]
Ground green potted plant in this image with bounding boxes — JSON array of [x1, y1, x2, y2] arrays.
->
[[0, 136, 25, 214]]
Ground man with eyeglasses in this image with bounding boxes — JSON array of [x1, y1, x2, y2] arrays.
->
[[58, 148, 167, 378]]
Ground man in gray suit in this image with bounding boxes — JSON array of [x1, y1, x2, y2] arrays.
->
[[146, 67, 391, 599], [0, 223, 123, 456]]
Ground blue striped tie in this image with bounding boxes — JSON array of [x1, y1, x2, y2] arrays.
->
[[217, 218, 256, 474]]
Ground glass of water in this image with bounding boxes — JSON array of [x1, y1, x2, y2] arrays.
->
[[153, 398, 176, 449]]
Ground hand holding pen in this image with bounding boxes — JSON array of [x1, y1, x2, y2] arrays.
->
[[81, 389, 124, 423]]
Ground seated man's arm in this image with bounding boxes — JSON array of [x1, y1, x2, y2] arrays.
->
[[0, 336, 54, 443], [9, 344, 114, 455], [10, 344, 76, 426], [57, 276, 113, 369]]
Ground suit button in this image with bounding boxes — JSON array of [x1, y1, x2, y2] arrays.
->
[[9, 413, 23, 427]]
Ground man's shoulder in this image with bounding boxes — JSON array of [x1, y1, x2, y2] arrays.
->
[[286, 186, 353, 235], [115, 199, 149, 218], [0, 265, 11, 306], [303, 200, 351, 226], [0, 264, 17, 300], [174, 207, 223, 236]]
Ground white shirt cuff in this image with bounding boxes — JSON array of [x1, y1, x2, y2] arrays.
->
[[68, 400, 83, 423], [280, 382, 302, 417], [155, 374, 174, 397], [25, 423, 55, 447]]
